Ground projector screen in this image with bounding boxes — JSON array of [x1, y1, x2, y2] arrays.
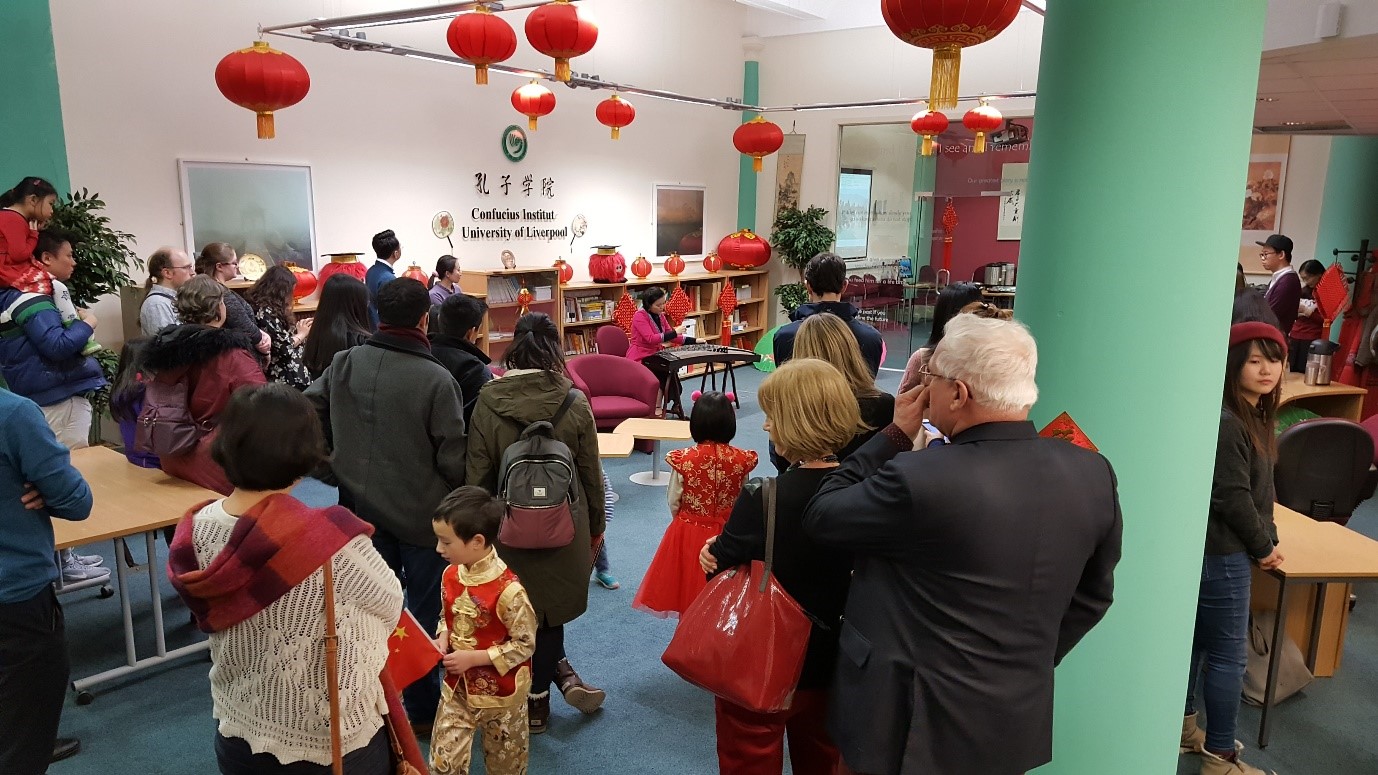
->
[[835, 168, 872, 259]]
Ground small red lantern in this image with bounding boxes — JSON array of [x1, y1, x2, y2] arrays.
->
[[717, 229, 772, 269], [283, 263, 318, 300], [215, 41, 311, 140], [882, 0, 1022, 110], [962, 99, 1003, 154], [701, 252, 722, 274], [402, 263, 429, 285], [554, 258, 574, 284], [595, 94, 635, 140], [665, 286, 693, 325], [525, 0, 598, 82], [630, 255, 653, 279], [733, 117, 784, 173], [446, 7, 518, 86], [517, 285, 534, 315], [512, 81, 556, 130], [664, 253, 686, 277], [589, 246, 626, 283], [613, 291, 637, 334], [910, 107, 949, 157]]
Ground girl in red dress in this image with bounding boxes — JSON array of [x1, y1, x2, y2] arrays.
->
[[0, 177, 58, 293], [633, 391, 758, 617]]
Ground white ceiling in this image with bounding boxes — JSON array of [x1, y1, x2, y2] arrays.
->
[[1255, 33, 1378, 135]]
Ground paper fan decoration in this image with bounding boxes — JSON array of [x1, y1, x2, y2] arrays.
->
[[1315, 262, 1350, 321], [665, 286, 693, 326], [613, 291, 637, 335], [1038, 412, 1099, 452]]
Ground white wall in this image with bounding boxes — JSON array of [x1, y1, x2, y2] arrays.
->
[[838, 123, 918, 262], [49, 0, 749, 344], [1280, 134, 1332, 265]]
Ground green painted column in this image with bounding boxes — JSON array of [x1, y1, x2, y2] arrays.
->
[[0, 0, 70, 194], [736, 60, 760, 231], [1315, 137, 1378, 339], [907, 141, 936, 268], [1016, 2, 1267, 772]]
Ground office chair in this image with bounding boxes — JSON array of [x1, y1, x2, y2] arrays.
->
[[1275, 418, 1376, 526]]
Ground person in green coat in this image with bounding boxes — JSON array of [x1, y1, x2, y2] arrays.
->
[[465, 312, 607, 735]]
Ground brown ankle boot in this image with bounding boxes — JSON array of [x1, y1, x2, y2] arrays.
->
[[1200, 744, 1275, 775], [1181, 712, 1206, 754], [528, 691, 550, 735], [555, 658, 606, 714]]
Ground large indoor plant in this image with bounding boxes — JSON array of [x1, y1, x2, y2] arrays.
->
[[769, 205, 836, 316]]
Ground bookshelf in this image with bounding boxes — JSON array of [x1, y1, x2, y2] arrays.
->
[[459, 268, 560, 361]]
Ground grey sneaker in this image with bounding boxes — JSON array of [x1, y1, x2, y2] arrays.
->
[[62, 553, 111, 583], [77, 553, 105, 567]]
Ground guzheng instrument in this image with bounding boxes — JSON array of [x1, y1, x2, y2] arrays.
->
[[642, 343, 760, 370]]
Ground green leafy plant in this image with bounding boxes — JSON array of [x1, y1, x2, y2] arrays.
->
[[770, 205, 835, 314], [46, 189, 140, 308], [772, 283, 810, 315]]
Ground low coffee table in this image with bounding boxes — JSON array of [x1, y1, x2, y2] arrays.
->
[[615, 417, 693, 486], [597, 432, 634, 458]]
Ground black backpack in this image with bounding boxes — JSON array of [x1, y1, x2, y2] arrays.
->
[[496, 389, 581, 550]]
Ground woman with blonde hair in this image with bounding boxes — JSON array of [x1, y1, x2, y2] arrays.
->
[[769, 312, 894, 471], [699, 358, 861, 775]]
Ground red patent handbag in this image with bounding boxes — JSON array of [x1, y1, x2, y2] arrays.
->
[[661, 478, 811, 713]]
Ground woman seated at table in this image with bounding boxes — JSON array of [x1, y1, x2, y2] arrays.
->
[[626, 286, 696, 416]]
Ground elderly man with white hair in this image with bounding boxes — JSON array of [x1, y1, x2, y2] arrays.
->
[[804, 314, 1123, 775]]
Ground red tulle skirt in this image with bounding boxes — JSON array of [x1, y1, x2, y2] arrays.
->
[[633, 512, 725, 618]]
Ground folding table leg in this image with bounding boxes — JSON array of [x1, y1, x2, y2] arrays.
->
[[1258, 578, 1290, 748]]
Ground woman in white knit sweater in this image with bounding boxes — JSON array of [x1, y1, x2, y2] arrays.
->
[[167, 384, 406, 774]]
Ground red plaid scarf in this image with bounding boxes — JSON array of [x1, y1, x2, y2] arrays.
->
[[166, 494, 373, 634]]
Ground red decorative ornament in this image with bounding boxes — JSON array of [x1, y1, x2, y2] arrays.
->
[[280, 263, 318, 300], [630, 255, 653, 279], [1039, 412, 1100, 452], [318, 254, 367, 284], [665, 286, 693, 325], [401, 263, 429, 285], [512, 81, 556, 130], [613, 291, 637, 335], [517, 285, 534, 316], [910, 107, 949, 157], [940, 198, 958, 273], [717, 229, 772, 269], [588, 246, 626, 283], [446, 6, 518, 86], [962, 99, 1003, 154], [701, 252, 722, 274], [214, 41, 311, 140], [733, 117, 785, 173], [718, 282, 739, 346], [882, 0, 1022, 110], [664, 253, 686, 277], [524, 0, 598, 82], [554, 258, 574, 284], [595, 94, 635, 140]]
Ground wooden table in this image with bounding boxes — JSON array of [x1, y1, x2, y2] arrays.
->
[[55, 447, 219, 703], [597, 432, 635, 458], [1278, 371, 1365, 422], [1252, 505, 1378, 747], [614, 418, 692, 486]]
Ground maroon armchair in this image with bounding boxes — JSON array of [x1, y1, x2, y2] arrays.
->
[[566, 353, 661, 431], [596, 325, 630, 357]]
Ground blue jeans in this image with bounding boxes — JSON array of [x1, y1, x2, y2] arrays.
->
[[1185, 552, 1252, 753], [594, 542, 611, 573], [371, 528, 447, 725]]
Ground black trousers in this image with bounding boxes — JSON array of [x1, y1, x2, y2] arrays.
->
[[0, 587, 69, 775], [645, 362, 684, 412], [215, 727, 390, 775], [532, 623, 566, 695]]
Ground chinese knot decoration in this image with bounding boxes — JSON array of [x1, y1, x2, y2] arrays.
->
[[881, 0, 1021, 110], [717, 282, 739, 346], [962, 99, 1003, 154], [613, 291, 637, 335], [214, 41, 310, 139], [665, 286, 693, 325], [595, 95, 636, 140], [524, 0, 598, 82], [940, 198, 958, 273], [717, 229, 772, 269], [517, 285, 534, 315], [733, 117, 784, 173], [446, 6, 518, 85], [512, 81, 556, 130], [910, 106, 948, 157]]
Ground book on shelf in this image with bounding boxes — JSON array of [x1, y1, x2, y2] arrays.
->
[[736, 283, 751, 301], [564, 332, 591, 355]]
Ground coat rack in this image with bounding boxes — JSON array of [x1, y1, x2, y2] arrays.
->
[[1333, 238, 1373, 305]]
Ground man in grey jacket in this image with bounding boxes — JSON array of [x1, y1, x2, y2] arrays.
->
[[305, 277, 466, 729]]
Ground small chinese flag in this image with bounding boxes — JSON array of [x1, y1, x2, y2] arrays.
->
[[385, 609, 443, 689], [1039, 412, 1099, 452]]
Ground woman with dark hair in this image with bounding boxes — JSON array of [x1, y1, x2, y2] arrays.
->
[[1180, 322, 1285, 775], [626, 286, 697, 416], [247, 265, 313, 390], [898, 282, 983, 392], [303, 274, 373, 380], [166, 384, 416, 775], [1288, 259, 1326, 373], [465, 312, 607, 735], [0, 176, 58, 293], [428, 255, 462, 306], [196, 242, 270, 356]]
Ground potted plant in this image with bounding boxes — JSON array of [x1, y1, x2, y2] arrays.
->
[[769, 205, 835, 316]]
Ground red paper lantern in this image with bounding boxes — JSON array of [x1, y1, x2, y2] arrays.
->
[[446, 7, 517, 86], [525, 0, 598, 82], [882, 0, 1021, 109], [554, 258, 574, 284], [517, 286, 534, 315], [717, 229, 772, 269], [613, 291, 637, 334], [512, 81, 556, 130], [910, 108, 949, 157], [664, 253, 686, 277], [214, 41, 311, 140], [733, 117, 784, 173], [595, 94, 635, 140], [630, 255, 653, 279], [665, 286, 693, 325], [701, 252, 722, 274], [962, 99, 1003, 154], [283, 263, 318, 300], [402, 263, 429, 285]]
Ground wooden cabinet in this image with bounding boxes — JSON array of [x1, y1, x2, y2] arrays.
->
[[458, 268, 560, 361]]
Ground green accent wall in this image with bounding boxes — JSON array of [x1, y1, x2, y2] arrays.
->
[[1016, 1, 1267, 772], [736, 60, 760, 231], [0, 0, 70, 195], [908, 143, 936, 267], [1316, 136, 1378, 339]]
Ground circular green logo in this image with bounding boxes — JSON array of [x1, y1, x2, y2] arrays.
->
[[502, 125, 528, 162]]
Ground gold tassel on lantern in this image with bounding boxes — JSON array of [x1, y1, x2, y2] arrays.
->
[[930, 44, 961, 110], [528, 116, 539, 131], [921, 136, 935, 156], [752, 156, 763, 173], [256, 112, 275, 140], [475, 65, 489, 86], [973, 132, 986, 154], [555, 58, 571, 81], [611, 126, 620, 140]]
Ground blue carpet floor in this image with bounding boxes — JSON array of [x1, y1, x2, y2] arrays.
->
[[46, 348, 1378, 774]]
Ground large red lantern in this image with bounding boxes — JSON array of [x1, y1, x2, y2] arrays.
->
[[525, 0, 598, 82], [910, 107, 949, 157], [283, 263, 318, 300], [512, 81, 556, 130], [733, 117, 784, 173], [962, 99, 1003, 154], [595, 95, 635, 140], [214, 41, 311, 140], [446, 7, 517, 85], [882, 0, 1021, 110], [554, 258, 574, 284], [717, 229, 772, 269]]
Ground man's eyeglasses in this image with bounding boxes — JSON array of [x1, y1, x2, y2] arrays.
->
[[915, 363, 955, 387]]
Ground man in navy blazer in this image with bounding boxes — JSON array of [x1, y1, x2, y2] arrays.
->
[[804, 315, 1122, 775]]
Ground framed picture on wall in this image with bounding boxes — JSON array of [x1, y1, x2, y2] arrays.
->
[[835, 167, 872, 259], [1238, 136, 1290, 274], [178, 160, 318, 271], [653, 184, 705, 258]]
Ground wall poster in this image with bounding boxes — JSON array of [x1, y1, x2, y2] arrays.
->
[[997, 162, 1028, 241], [178, 160, 317, 270], [774, 133, 806, 221], [1239, 135, 1290, 274], [653, 184, 705, 258]]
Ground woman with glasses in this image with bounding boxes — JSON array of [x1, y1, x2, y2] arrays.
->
[[196, 242, 270, 356]]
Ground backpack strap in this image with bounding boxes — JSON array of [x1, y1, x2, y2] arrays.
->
[[550, 389, 580, 428]]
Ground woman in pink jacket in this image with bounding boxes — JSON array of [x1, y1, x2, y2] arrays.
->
[[626, 287, 696, 416]]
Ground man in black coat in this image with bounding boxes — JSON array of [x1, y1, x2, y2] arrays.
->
[[804, 314, 1122, 775], [429, 292, 494, 423], [772, 252, 883, 375]]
